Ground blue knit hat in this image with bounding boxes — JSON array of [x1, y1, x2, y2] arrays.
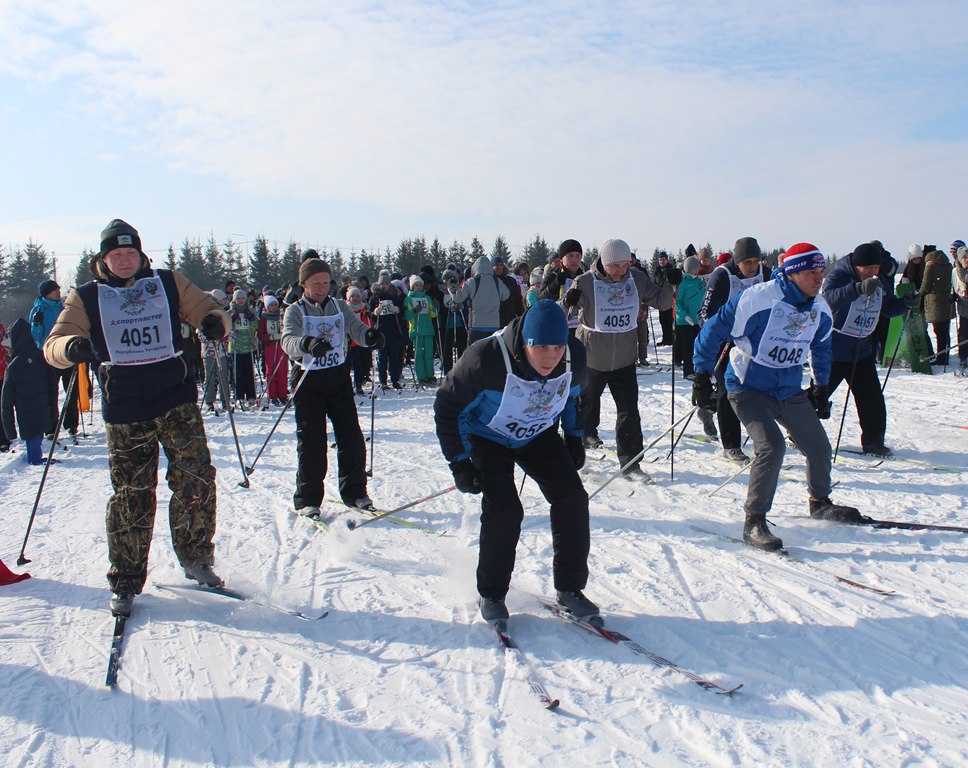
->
[[521, 300, 568, 346]]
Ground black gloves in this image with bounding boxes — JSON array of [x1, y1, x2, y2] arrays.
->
[[364, 328, 385, 349], [32, 310, 44, 325], [857, 277, 880, 296], [808, 384, 831, 419], [450, 459, 482, 494], [666, 267, 683, 287], [200, 314, 224, 341], [564, 288, 582, 308], [902, 292, 920, 309], [302, 336, 333, 358], [691, 373, 716, 410], [66, 337, 97, 364], [564, 434, 585, 470]]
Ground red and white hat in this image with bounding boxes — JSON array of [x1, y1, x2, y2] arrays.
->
[[782, 243, 825, 276]]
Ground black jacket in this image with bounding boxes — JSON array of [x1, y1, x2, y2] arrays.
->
[[1, 318, 54, 441]]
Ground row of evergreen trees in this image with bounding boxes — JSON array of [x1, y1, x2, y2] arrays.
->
[[1, 232, 783, 328]]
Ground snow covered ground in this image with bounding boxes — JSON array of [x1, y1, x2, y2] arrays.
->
[[2, 346, 967, 768]]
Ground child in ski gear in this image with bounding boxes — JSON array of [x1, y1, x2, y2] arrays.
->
[[281, 257, 384, 516], [229, 289, 257, 408], [440, 269, 467, 375], [539, 239, 585, 337], [31, 279, 80, 438], [563, 238, 661, 478], [43, 219, 232, 616], [404, 275, 438, 385], [201, 289, 230, 412], [2, 318, 53, 464], [675, 256, 706, 379], [368, 270, 406, 388], [434, 300, 598, 628], [345, 286, 373, 395], [257, 294, 288, 404], [693, 243, 866, 552], [821, 242, 911, 456]]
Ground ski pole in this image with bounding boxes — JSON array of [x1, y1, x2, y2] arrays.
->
[[213, 342, 250, 488], [18, 366, 78, 565], [366, 371, 377, 477], [917, 340, 961, 364], [669, 324, 677, 481], [255, 347, 287, 406], [648, 309, 660, 362], [664, 404, 698, 460], [588, 407, 696, 500], [347, 485, 457, 530], [244, 362, 312, 475], [708, 455, 754, 497], [832, 301, 873, 463]]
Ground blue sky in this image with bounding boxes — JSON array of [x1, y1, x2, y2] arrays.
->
[[1, 1, 966, 282]]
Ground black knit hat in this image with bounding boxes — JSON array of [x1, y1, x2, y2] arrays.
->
[[301, 248, 320, 262], [558, 239, 582, 258], [851, 243, 881, 267], [733, 237, 762, 263], [37, 279, 60, 298], [99, 219, 143, 257]]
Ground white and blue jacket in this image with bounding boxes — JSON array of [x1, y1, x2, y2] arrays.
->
[[693, 272, 833, 400]]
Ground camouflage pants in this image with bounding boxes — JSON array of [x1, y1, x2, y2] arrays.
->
[[105, 401, 217, 594]]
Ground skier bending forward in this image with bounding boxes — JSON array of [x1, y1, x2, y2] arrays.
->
[[433, 299, 599, 631]]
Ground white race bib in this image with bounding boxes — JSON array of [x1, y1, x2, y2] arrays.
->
[[590, 279, 639, 333], [98, 276, 177, 366], [561, 277, 579, 328], [300, 313, 346, 370], [838, 291, 882, 338], [410, 297, 430, 315], [752, 300, 821, 369], [486, 371, 572, 441], [265, 318, 281, 340]]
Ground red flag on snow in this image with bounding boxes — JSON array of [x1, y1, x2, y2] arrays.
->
[[0, 557, 30, 586]]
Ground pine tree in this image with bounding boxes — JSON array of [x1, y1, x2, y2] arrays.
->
[[428, 237, 448, 275], [470, 237, 486, 262], [523, 235, 551, 269], [329, 248, 346, 284], [490, 235, 511, 263], [358, 248, 379, 281], [223, 239, 244, 284], [178, 238, 207, 287], [448, 240, 469, 272], [247, 235, 274, 291], [278, 241, 301, 288], [204, 235, 225, 288], [73, 249, 96, 287], [166, 245, 177, 271]]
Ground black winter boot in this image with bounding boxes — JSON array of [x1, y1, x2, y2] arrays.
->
[[743, 515, 784, 551], [809, 497, 871, 524]]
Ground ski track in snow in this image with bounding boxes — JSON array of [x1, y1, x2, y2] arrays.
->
[[1, 352, 967, 767]]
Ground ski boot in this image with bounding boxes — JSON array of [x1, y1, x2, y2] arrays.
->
[[296, 505, 322, 519], [353, 496, 375, 511], [621, 463, 654, 484], [556, 590, 603, 626], [183, 564, 224, 588], [583, 433, 604, 450], [861, 443, 893, 458], [743, 515, 784, 551], [809, 497, 871, 524], [110, 593, 134, 617], [723, 447, 751, 465], [697, 408, 718, 439], [480, 596, 510, 632]]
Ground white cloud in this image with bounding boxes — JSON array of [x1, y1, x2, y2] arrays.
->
[[1, 0, 967, 262]]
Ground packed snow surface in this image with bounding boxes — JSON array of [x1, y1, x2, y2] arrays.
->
[[2, 353, 967, 767]]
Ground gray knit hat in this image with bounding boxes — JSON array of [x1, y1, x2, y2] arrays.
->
[[733, 237, 761, 263], [600, 239, 632, 266], [683, 256, 700, 273]]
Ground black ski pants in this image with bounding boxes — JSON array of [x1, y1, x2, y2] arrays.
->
[[582, 364, 644, 468], [471, 428, 590, 599], [292, 366, 367, 509], [827, 355, 886, 449]]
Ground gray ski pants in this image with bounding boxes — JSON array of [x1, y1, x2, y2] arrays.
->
[[727, 389, 832, 518]]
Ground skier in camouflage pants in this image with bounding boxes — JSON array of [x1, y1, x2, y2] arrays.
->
[[43, 218, 232, 617]]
